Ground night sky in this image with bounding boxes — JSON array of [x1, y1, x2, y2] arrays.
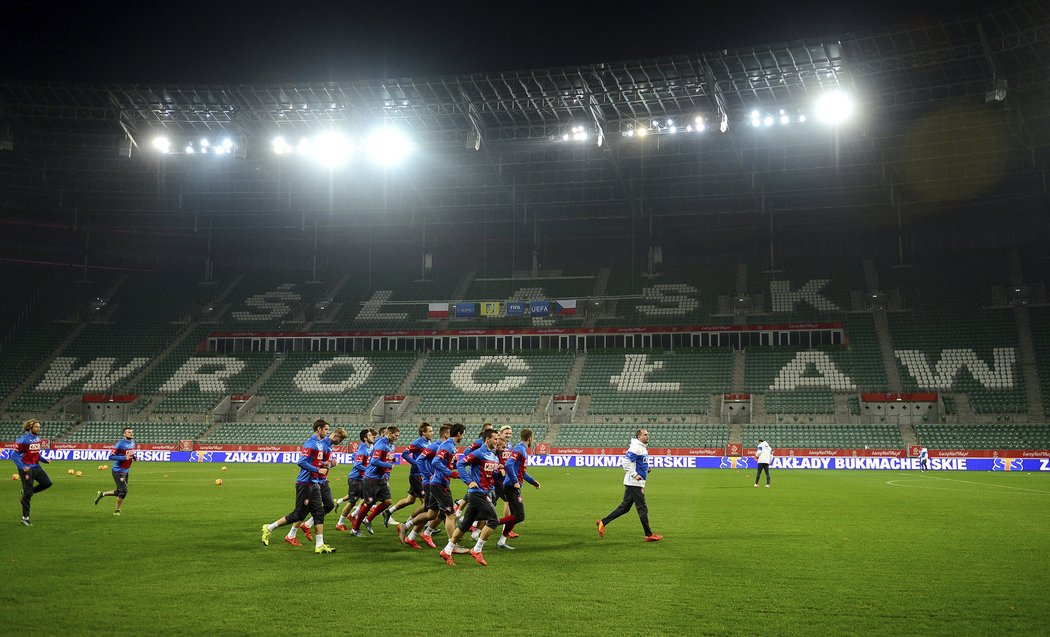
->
[[3, 0, 983, 84]]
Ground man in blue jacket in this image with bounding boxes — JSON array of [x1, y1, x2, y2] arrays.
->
[[352, 425, 401, 534], [383, 421, 432, 527], [597, 429, 662, 542], [496, 428, 542, 550]]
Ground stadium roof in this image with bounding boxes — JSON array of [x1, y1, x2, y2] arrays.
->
[[0, 0, 1047, 241]]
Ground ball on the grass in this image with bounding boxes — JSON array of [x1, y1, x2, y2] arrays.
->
[[102, 465, 109, 470], [221, 466, 228, 472], [97, 465, 105, 471], [10, 474, 17, 481], [67, 468, 75, 475], [75, 470, 83, 477], [214, 479, 223, 486]]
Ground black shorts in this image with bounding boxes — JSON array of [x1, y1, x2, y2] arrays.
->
[[112, 470, 129, 498], [407, 474, 425, 498], [287, 482, 325, 523], [426, 483, 454, 514], [457, 491, 499, 532], [504, 485, 524, 521], [346, 477, 364, 502], [493, 479, 506, 502], [363, 478, 391, 504]]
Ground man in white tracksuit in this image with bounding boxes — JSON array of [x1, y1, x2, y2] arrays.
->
[[754, 439, 773, 487], [918, 446, 929, 472], [596, 429, 662, 542]]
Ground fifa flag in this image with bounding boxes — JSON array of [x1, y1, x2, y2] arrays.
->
[[506, 301, 526, 316], [480, 302, 503, 317], [454, 303, 477, 318], [427, 302, 449, 319], [555, 299, 577, 315], [530, 301, 551, 317]]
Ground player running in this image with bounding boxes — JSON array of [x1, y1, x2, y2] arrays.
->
[[439, 428, 504, 566], [260, 419, 339, 554], [495, 428, 541, 550], [399, 423, 465, 549], [285, 427, 348, 547], [383, 422, 432, 527], [335, 428, 375, 531], [13, 419, 52, 526], [351, 425, 400, 535], [94, 426, 135, 515]]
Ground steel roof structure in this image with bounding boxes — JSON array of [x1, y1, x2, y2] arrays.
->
[[0, 0, 1047, 238]]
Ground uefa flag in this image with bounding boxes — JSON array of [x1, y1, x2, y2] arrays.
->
[[530, 301, 551, 317], [480, 302, 503, 317]]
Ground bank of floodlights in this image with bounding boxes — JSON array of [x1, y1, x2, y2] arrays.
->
[[271, 127, 414, 168], [149, 135, 238, 156], [622, 115, 709, 139]]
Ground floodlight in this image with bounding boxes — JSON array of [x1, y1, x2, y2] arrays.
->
[[763, 116, 774, 127], [798, 114, 807, 123], [222, 138, 233, 149], [815, 91, 854, 125], [365, 127, 413, 167], [668, 125, 676, 134], [666, 119, 673, 126], [626, 128, 635, 137], [562, 133, 570, 141], [200, 139, 210, 147], [637, 126, 648, 137], [313, 131, 353, 167], [272, 137, 291, 155], [185, 145, 195, 154], [695, 116, 703, 124], [780, 115, 790, 125], [686, 125, 693, 132], [297, 138, 311, 154], [152, 137, 171, 153]]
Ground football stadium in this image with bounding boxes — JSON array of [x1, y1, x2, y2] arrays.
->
[[2, 1, 1050, 635]]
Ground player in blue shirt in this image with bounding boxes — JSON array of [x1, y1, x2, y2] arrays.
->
[[454, 423, 494, 523], [383, 422, 433, 527], [12, 419, 52, 526], [93, 427, 135, 515], [494, 428, 542, 550], [260, 419, 340, 554], [398, 423, 461, 549], [286, 426, 348, 547], [351, 425, 401, 535], [345, 426, 386, 523], [440, 428, 504, 566], [335, 428, 376, 530]]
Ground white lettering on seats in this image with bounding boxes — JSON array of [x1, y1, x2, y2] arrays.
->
[[770, 279, 839, 312], [895, 348, 1016, 390], [609, 354, 681, 392], [35, 357, 150, 392], [293, 358, 374, 393], [451, 356, 530, 393], [160, 357, 248, 393], [769, 351, 856, 390]]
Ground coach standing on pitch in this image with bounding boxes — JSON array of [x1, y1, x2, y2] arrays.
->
[[596, 428, 662, 542], [754, 438, 773, 488]]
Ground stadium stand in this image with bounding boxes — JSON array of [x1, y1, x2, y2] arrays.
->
[[576, 349, 732, 415], [915, 424, 1050, 450], [742, 424, 904, 449], [60, 421, 210, 444], [554, 424, 727, 448], [599, 264, 737, 326], [410, 351, 572, 416], [254, 352, 417, 414], [1028, 307, 1050, 416], [333, 269, 462, 328]]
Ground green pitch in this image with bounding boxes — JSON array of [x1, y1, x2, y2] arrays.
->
[[1, 463, 1048, 636]]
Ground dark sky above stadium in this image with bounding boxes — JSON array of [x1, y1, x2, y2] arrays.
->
[[4, 0, 984, 84]]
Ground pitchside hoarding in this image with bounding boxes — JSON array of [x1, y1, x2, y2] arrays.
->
[[3, 445, 1048, 471]]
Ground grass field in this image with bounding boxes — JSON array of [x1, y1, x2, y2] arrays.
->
[[1, 462, 1048, 636]]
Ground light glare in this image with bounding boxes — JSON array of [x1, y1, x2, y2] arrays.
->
[[815, 91, 855, 125]]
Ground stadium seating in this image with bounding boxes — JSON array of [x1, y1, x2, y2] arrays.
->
[[410, 351, 572, 416], [0, 420, 76, 441], [554, 424, 727, 448], [741, 424, 904, 449], [60, 421, 210, 444], [255, 352, 416, 414], [750, 256, 863, 321], [599, 264, 737, 326], [333, 269, 462, 328], [1028, 307, 1050, 416], [576, 349, 732, 415], [915, 424, 1050, 450]]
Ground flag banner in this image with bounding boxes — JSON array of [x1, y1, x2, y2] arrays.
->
[[555, 299, 577, 315], [427, 302, 449, 319], [454, 303, 477, 318], [530, 301, 551, 317], [480, 301, 503, 317], [506, 301, 526, 316]]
